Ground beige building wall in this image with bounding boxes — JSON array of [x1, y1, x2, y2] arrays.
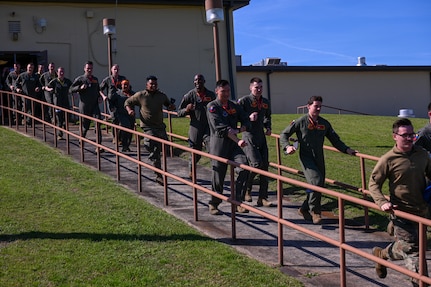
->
[[0, 2, 235, 102], [236, 70, 431, 117], [2, 2, 430, 117]]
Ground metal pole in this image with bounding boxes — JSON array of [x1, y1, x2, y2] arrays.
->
[[107, 34, 113, 76], [105, 34, 113, 122], [213, 22, 221, 81], [103, 18, 115, 76]]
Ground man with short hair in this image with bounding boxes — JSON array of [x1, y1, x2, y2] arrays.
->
[[100, 64, 127, 141], [177, 74, 215, 178], [369, 118, 431, 286], [40, 62, 57, 123], [70, 61, 105, 152], [280, 96, 356, 224], [34, 64, 46, 119], [237, 77, 274, 207], [6, 62, 21, 93], [15, 63, 42, 126], [112, 79, 135, 153], [124, 76, 176, 185], [5, 62, 22, 124], [46, 67, 72, 140], [206, 79, 251, 215]]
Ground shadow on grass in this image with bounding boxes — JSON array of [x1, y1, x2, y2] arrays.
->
[[0, 231, 213, 243]]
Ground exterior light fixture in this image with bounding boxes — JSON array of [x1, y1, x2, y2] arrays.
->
[[33, 17, 47, 33], [204, 0, 224, 81], [38, 18, 47, 30], [205, 0, 224, 23], [103, 18, 116, 36], [102, 18, 116, 75]]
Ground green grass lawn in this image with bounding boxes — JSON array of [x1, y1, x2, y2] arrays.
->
[[172, 113, 429, 229], [275, 114, 429, 229], [0, 127, 302, 287], [1, 113, 428, 286]]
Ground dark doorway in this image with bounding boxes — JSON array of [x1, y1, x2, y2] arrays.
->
[[0, 50, 48, 73]]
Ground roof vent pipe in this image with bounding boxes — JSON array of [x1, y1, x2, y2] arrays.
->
[[356, 57, 367, 66]]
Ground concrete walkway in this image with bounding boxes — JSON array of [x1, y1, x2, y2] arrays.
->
[[10, 123, 429, 287]]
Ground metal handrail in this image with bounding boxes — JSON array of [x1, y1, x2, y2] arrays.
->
[[297, 104, 371, 115], [1, 90, 429, 287]]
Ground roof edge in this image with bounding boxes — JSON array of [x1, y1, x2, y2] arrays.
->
[[0, 0, 250, 9], [236, 65, 431, 72]]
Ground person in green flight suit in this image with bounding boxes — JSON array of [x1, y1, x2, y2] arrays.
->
[[280, 95, 357, 224]]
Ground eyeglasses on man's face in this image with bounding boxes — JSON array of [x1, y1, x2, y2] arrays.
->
[[395, 132, 417, 139]]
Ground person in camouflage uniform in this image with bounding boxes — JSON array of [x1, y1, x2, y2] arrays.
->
[[369, 118, 431, 286]]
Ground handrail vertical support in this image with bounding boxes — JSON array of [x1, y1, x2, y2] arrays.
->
[[79, 115, 85, 163], [230, 166, 236, 240], [42, 101, 47, 142], [163, 142, 169, 206], [137, 135, 143, 193], [338, 197, 346, 287], [276, 137, 282, 176], [419, 222, 427, 287], [65, 111, 70, 155], [104, 100, 109, 133], [115, 127, 121, 182], [360, 157, 369, 229], [0, 92, 3, 125], [168, 113, 174, 158], [95, 122, 101, 171], [191, 152, 198, 221], [277, 178, 284, 266]]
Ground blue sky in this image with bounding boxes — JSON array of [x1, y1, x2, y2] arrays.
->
[[233, 0, 431, 66]]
